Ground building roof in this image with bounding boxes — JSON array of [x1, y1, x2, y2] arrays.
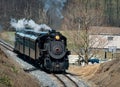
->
[[89, 26, 120, 35]]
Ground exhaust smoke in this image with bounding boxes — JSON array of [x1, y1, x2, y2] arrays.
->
[[10, 18, 52, 32], [41, 0, 67, 29]]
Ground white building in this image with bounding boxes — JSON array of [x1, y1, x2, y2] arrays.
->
[[89, 27, 120, 52]]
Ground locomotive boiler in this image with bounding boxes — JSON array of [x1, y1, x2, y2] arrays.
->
[[14, 28, 70, 72]]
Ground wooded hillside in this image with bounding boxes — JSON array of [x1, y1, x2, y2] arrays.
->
[[0, 0, 119, 30]]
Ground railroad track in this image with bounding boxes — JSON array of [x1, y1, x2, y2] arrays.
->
[[0, 39, 89, 87], [50, 74, 80, 87], [0, 39, 14, 51]]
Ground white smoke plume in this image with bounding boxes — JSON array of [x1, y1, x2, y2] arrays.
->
[[41, 0, 67, 29], [10, 18, 52, 32], [43, 0, 67, 18]]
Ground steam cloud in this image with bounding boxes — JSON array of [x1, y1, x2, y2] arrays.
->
[[10, 18, 52, 32], [41, 0, 67, 29]]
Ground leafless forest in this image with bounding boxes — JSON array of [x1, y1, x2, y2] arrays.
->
[[0, 0, 119, 30]]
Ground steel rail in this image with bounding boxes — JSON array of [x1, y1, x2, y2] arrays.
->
[[0, 39, 14, 51]]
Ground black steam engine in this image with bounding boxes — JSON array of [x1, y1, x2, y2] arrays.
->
[[14, 29, 70, 72]]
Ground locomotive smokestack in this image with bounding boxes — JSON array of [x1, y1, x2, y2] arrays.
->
[[41, 0, 67, 29]]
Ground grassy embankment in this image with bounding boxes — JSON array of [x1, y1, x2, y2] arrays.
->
[[0, 31, 15, 46], [0, 48, 40, 87]]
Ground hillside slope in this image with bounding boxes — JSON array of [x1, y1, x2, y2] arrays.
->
[[90, 59, 120, 87], [0, 48, 39, 87], [69, 58, 120, 87]]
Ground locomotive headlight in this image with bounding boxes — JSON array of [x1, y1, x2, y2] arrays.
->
[[55, 35, 60, 40]]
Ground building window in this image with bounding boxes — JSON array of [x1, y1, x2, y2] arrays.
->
[[108, 36, 113, 41]]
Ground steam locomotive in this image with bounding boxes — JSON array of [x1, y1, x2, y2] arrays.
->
[[14, 28, 70, 72]]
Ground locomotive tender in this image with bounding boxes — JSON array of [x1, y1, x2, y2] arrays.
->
[[14, 28, 70, 72]]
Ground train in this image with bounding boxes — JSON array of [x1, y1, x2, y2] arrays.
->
[[14, 28, 70, 72]]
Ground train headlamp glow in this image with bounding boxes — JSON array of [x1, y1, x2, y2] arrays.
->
[[55, 35, 60, 40]]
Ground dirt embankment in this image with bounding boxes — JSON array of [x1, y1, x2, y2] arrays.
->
[[0, 48, 39, 87], [69, 58, 120, 87], [90, 59, 120, 87]]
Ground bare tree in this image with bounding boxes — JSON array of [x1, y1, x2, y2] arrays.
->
[[64, 0, 105, 64]]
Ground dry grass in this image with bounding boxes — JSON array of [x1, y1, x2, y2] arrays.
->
[[69, 58, 120, 87], [90, 58, 120, 87], [0, 31, 15, 45], [0, 48, 40, 87], [69, 64, 100, 79]]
